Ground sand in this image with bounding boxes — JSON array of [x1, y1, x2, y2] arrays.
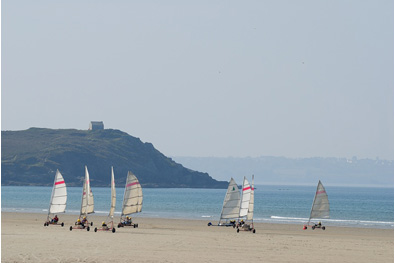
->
[[1, 212, 393, 263]]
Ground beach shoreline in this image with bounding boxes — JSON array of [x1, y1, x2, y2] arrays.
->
[[3, 208, 393, 230], [1, 212, 393, 263]]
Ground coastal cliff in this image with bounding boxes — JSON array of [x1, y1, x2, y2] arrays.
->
[[1, 128, 228, 188]]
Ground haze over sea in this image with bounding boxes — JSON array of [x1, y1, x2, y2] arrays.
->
[[2, 185, 393, 229]]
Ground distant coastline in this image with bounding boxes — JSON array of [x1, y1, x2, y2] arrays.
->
[[172, 156, 394, 187]]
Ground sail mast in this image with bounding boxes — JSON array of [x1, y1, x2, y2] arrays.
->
[[121, 172, 127, 217], [136, 179, 143, 212], [86, 166, 94, 214], [108, 167, 116, 219], [80, 167, 87, 217]]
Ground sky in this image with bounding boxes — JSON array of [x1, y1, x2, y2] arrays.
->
[[2, 0, 394, 160]]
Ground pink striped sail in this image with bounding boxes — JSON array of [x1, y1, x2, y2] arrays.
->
[[55, 180, 65, 185], [48, 169, 67, 214], [246, 175, 255, 221], [126, 182, 139, 188], [239, 177, 251, 218], [308, 180, 330, 225], [121, 171, 143, 216]]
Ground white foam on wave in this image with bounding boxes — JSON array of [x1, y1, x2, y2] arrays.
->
[[91, 210, 122, 215], [359, 220, 394, 225], [270, 216, 307, 221], [267, 215, 394, 228]]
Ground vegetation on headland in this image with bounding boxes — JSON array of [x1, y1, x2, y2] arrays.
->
[[1, 128, 228, 188]]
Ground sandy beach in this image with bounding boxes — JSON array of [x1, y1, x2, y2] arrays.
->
[[1, 212, 393, 263]]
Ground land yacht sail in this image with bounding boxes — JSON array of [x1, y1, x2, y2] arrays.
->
[[94, 167, 116, 233], [108, 167, 116, 221], [236, 175, 256, 233], [118, 171, 143, 227], [246, 175, 254, 221], [80, 166, 94, 219], [69, 166, 95, 231], [239, 177, 251, 219], [307, 180, 330, 226], [45, 169, 67, 226], [217, 178, 241, 225]]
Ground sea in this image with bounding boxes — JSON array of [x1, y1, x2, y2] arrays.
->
[[1, 185, 393, 229]]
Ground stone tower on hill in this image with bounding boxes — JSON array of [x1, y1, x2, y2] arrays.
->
[[89, 121, 104, 130]]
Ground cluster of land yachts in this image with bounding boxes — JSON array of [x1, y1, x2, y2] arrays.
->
[[44, 166, 142, 233], [44, 167, 330, 234], [208, 177, 329, 233]]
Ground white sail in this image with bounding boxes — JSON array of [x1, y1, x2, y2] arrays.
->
[[308, 180, 330, 224], [48, 169, 67, 214], [246, 175, 254, 221], [121, 171, 143, 216], [108, 167, 116, 219], [80, 166, 94, 216], [239, 177, 251, 218], [219, 178, 241, 222]]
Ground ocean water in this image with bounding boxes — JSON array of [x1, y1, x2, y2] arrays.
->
[[1, 185, 393, 229]]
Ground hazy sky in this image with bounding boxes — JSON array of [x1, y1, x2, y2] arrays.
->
[[2, 0, 394, 160]]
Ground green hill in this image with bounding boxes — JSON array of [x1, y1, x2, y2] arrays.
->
[[1, 128, 228, 188]]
